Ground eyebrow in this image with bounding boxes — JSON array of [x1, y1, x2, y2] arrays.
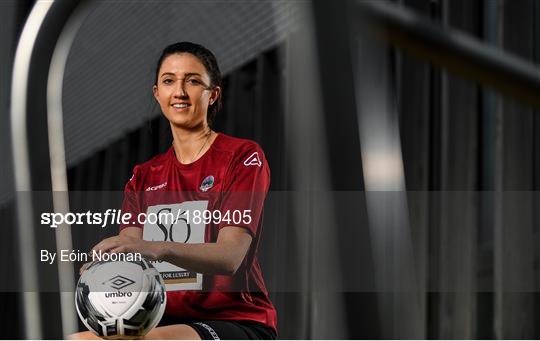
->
[[160, 72, 203, 78]]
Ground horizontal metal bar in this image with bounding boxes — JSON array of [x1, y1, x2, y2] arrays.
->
[[352, 0, 540, 108]]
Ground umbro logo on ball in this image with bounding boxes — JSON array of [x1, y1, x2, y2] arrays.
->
[[103, 275, 135, 290]]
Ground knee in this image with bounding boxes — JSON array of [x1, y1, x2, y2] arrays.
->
[[69, 331, 101, 340]]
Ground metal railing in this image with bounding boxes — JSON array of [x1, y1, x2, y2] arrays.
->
[[354, 0, 540, 108]]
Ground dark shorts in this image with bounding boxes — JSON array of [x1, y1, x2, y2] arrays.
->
[[158, 316, 277, 340]]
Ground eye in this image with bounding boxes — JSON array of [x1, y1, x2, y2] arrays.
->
[[187, 79, 202, 85], [162, 78, 173, 85]]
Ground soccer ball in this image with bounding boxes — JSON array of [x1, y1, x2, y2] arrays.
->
[[75, 259, 166, 339]]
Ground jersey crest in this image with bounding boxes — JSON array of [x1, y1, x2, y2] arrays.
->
[[199, 175, 215, 192]]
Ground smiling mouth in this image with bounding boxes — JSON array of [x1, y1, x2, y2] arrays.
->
[[172, 103, 189, 109]]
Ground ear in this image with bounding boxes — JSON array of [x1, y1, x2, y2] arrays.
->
[[152, 85, 158, 101], [210, 86, 221, 105]]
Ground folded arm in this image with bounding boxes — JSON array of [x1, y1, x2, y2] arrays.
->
[[92, 226, 252, 275]]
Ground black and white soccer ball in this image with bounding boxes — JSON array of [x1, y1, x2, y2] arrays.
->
[[75, 259, 166, 339]]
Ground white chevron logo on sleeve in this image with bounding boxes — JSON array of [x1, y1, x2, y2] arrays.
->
[[243, 152, 262, 167]]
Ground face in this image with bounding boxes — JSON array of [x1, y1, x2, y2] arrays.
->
[[153, 53, 220, 130]]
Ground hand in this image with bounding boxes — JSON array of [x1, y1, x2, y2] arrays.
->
[[91, 235, 165, 261]]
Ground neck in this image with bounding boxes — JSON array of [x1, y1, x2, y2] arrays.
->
[[170, 124, 214, 164], [171, 124, 210, 143]]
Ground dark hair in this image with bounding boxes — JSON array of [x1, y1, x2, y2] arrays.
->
[[154, 42, 223, 126]]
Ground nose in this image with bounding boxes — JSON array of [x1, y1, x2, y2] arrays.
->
[[173, 79, 187, 97]]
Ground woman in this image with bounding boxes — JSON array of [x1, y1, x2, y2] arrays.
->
[[73, 42, 277, 340]]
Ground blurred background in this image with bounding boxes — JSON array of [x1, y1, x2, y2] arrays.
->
[[2, 0, 540, 339]]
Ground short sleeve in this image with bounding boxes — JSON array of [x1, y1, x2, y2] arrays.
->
[[216, 144, 270, 235], [120, 165, 144, 231]]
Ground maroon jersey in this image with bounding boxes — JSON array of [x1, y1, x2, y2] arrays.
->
[[120, 133, 277, 331]]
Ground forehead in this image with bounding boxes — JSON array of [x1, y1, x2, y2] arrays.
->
[[159, 53, 208, 77]]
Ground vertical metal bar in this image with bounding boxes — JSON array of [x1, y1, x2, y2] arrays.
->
[[494, 0, 536, 338], [479, 0, 500, 338], [47, 1, 92, 337], [10, 1, 54, 338], [284, 1, 347, 337], [350, 1, 422, 337], [13, 0, 91, 337]]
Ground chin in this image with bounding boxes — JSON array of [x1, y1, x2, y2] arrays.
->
[[167, 114, 206, 129], [168, 119, 204, 130], [164, 113, 189, 125]]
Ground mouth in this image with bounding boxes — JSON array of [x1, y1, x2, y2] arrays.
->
[[171, 103, 190, 109]]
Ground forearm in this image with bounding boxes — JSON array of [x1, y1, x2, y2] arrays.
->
[[158, 241, 239, 275], [94, 226, 251, 276]]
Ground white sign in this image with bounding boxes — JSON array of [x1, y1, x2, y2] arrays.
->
[[142, 200, 208, 291]]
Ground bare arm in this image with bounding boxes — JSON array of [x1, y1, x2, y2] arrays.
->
[[80, 227, 143, 274], [120, 226, 143, 239], [92, 226, 252, 275]]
